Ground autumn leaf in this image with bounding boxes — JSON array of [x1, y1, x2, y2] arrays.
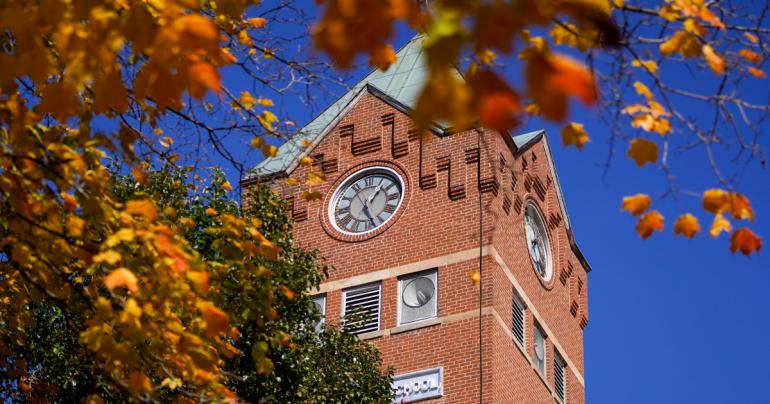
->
[[634, 81, 654, 100], [198, 301, 230, 338], [251, 136, 265, 148], [702, 188, 729, 213], [222, 181, 233, 191], [627, 138, 658, 167], [238, 91, 257, 110], [632, 59, 659, 75], [301, 190, 323, 201], [469, 270, 481, 286], [526, 52, 597, 121], [94, 250, 122, 265], [674, 214, 700, 239], [186, 271, 210, 293], [728, 193, 754, 221], [709, 212, 732, 238], [187, 61, 221, 99], [748, 67, 766, 79], [104, 268, 139, 293], [702, 44, 725, 75], [660, 31, 701, 58], [730, 227, 762, 256], [621, 194, 651, 216], [38, 82, 80, 122], [248, 17, 267, 28], [262, 144, 279, 158], [636, 210, 664, 239], [127, 371, 152, 396], [470, 70, 521, 132], [561, 122, 590, 149], [738, 49, 762, 64], [205, 207, 219, 217], [369, 44, 397, 71], [306, 171, 326, 186], [745, 32, 759, 43], [125, 199, 158, 221], [281, 286, 296, 300]]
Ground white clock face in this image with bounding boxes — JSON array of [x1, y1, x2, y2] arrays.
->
[[331, 168, 403, 234], [524, 202, 553, 282]]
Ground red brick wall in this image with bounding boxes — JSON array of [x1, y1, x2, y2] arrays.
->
[[249, 89, 589, 403]]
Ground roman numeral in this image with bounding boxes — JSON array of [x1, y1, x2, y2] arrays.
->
[[338, 215, 353, 228], [365, 177, 374, 186], [387, 193, 400, 201], [351, 183, 362, 192], [338, 206, 349, 215], [383, 204, 396, 214]]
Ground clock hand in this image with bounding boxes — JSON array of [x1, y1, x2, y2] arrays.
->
[[366, 184, 384, 206]]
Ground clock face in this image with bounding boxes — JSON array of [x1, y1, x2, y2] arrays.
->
[[331, 168, 403, 234], [524, 202, 552, 282]]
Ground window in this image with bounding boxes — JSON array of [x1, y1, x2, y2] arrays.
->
[[554, 351, 567, 402], [398, 269, 438, 325], [342, 283, 381, 335], [533, 323, 546, 376], [511, 288, 526, 346], [311, 294, 326, 333]]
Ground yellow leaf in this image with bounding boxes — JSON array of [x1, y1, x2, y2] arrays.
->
[[477, 49, 496, 65], [238, 91, 257, 110], [660, 31, 701, 58], [283, 178, 301, 186], [632, 59, 658, 75], [186, 271, 210, 293], [684, 19, 707, 36], [369, 43, 397, 71], [636, 210, 664, 239], [120, 298, 142, 324], [262, 144, 278, 158], [469, 270, 481, 286], [301, 190, 323, 201], [222, 181, 233, 191], [205, 207, 219, 216], [627, 138, 658, 167], [66, 216, 85, 237], [306, 171, 326, 186], [94, 250, 122, 265], [38, 82, 79, 122], [633, 82, 653, 100], [104, 268, 138, 293], [561, 122, 590, 149], [127, 371, 152, 396], [256, 97, 273, 107], [730, 227, 762, 256], [659, 5, 679, 21], [92, 68, 129, 114], [702, 188, 729, 213], [250, 136, 265, 148], [621, 194, 651, 216], [702, 44, 725, 75], [709, 212, 732, 237], [187, 61, 221, 99], [125, 199, 158, 221], [106, 228, 135, 247], [299, 156, 314, 166], [674, 214, 700, 239]]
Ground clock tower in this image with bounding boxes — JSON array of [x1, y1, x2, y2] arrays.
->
[[243, 35, 591, 403]]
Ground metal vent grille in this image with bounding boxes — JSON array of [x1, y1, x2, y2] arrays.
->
[[399, 270, 438, 325], [511, 290, 526, 345], [343, 283, 381, 335], [554, 352, 566, 402]]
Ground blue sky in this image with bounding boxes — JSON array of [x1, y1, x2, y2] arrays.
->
[[214, 5, 769, 402]]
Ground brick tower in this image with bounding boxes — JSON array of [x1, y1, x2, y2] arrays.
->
[[242, 35, 591, 403]]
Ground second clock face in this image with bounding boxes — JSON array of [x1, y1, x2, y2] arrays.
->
[[332, 168, 403, 234]]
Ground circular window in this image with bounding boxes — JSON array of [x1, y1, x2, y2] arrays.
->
[[402, 276, 435, 308], [328, 167, 404, 235], [524, 202, 553, 282]]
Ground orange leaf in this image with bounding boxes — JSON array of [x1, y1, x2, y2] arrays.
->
[[527, 53, 597, 121], [745, 33, 759, 43], [61, 192, 78, 212], [369, 44, 397, 71], [205, 207, 219, 216], [621, 193, 651, 216], [730, 227, 762, 256], [627, 138, 658, 167], [248, 17, 267, 28], [104, 268, 138, 293], [94, 250, 122, 265], [738, 49, 762, 64], [127, 371, 152, 396], [281, 286, 296, 300], [702, 44, 725, 75], [38, 82, 79, 122], [636, 210, 664, 239], [674, 214, 700, 239], [709, 212, 732, 237], [748, 67, 766, 79], [660, 31, 701, 58], [561, 122, 590, 149], [471, 70, 521, 132], [702, 188, 729, 213], [198, 301, 230, 338], [633, 81, 653, 100], [187, 62, 221, 99], [728, 193, 754, 221], [186, 271, 210, 293], [469, 270, 481, 286], [125, 199, 158, 221]]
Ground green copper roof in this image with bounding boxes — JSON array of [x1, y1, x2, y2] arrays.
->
[[246, 35, 434, 178], [512, 129, 545, 151]]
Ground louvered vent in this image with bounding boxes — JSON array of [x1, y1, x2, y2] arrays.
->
[[343, 283, 381, 335], [554, 352, 566, 402], [399, 270, 438, 325], [511, 290, 526, 346]]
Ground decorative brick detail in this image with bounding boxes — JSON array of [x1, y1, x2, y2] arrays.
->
[[523, 174, 533, 193], [410, 128, 437, 190], [499, 153, 507, 173], [382, 113, 409, 159], [513, 195, 523, 214], [511, 171, 517, 190], [339, 123, 381, 155], [548, 212, 563, 230], [533, 176, 546, 202], [436, 155, 451, 172], [570, 300, 579, 317], [502, 194, 512, 215], [479, 176, 499, 196], [465, 147, 480, 164], [286, 196, 308, 222], [312, 153, 338, 174]]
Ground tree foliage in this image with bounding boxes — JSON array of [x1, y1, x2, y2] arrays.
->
[[0, 0, 766, 401]]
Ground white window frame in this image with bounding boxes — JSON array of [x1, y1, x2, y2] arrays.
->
[[342, 282, 381, 334], [311, 294, 326, 332], [533, 323, 547, 376], [397, 269, 439, 326]]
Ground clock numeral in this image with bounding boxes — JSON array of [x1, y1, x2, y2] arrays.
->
[[384, 183, 395, 192], [351, 183, 362, 193], [383, 204, 397, 214], [387, 192, 400, 201], [365, 177, 374, 186], [338, 206, 350, 215], [338, 215, 353, 229]]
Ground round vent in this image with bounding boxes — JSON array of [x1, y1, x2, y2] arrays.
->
[[402, 276, 435, 308]]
